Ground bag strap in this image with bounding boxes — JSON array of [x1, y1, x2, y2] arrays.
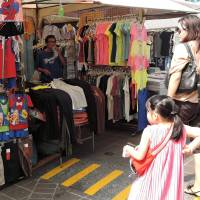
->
[[184, 43, 194, 61], [151, 123, 173, 156]]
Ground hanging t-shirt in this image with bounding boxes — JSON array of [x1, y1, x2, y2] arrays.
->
[[132, 69, 148, 92], [0, 95, 9, 133], [63, 27, 76, 63], [153, 32, 162, 57], [121, 22, 131, 61], [42, 25, 61, 42], [128, 23, 148, 70], [0, 38, 16, 79], [23, 16, 35, 40], [114, 22, 125, 66], [106, 75, 114, 120], [123, 76, 133, 122], [105, 24, 116, 66], [9, 94, 33, 130], [95, 22, 110, 65], [138, 89, 148, 131], [109, 23, 117, 63], [160, 31, 174, 57]]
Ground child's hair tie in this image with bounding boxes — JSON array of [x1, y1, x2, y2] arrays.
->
[[171, 111, 177, 116]]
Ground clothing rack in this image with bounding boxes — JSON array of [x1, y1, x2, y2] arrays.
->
[[88, 65, 131, 76], [78, 6, 145, 27], [42, 15, 79, 25], [86, 65, 138, 133], [88, 13, 143, 25], [147, 27, 176, 32]]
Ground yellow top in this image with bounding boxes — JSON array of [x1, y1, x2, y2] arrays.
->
[[105, 24, 116, 66], [114, 22, 125, 66]]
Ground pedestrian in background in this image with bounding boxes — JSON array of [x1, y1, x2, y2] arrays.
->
[[167, 15, 200, 197]]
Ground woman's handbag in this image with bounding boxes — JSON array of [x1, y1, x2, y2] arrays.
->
[[130, 124, 172, 176], [165, 43, 199, 93]]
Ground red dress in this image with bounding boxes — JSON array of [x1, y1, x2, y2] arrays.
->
[[0, 38, 16, 79]]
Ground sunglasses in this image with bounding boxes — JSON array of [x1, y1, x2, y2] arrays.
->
[[175, 27, 187, 34], [47, 40, 56, 43]]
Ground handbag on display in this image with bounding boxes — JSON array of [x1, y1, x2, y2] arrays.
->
[[130, 124, 172, 176], [165, 43, 199, 93], [0, 22, 24, 37]]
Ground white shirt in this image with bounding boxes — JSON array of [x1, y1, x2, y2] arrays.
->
[[51, 79, 87, 110]]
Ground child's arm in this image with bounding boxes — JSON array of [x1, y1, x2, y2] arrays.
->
[[184, 125, 200, 152], [123, 128, 150, 160]]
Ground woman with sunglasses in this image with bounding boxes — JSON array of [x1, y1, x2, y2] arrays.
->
[[167, 15, 200, 197]]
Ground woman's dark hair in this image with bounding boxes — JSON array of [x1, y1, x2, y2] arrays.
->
[[45, 35, 56, 44], [146, 95, 183, 141], [178, 15, 200, 50]]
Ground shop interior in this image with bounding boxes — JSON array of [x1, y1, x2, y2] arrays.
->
[[0, 0, 196, 188]]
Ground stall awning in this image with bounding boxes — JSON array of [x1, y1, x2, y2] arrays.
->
[[94, 0, 198, 12], [22, 0, 198, 13]]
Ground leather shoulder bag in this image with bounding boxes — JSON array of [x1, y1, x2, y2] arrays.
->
[[130, 124, 173, 176], [165, 43, 199, 93]]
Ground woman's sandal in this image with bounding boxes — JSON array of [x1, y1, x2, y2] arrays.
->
[[184, 184, 200, 197]]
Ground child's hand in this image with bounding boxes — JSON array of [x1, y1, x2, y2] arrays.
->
[[182, 145, 193, 156], [122, 145, 134, 158]]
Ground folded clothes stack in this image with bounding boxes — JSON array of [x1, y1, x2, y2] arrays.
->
[[73, 112, 88, 125]]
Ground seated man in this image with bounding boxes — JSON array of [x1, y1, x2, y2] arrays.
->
[[36, 35, 65, 82]]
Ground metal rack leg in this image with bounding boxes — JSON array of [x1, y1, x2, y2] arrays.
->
[[92, 131, 95, 153]]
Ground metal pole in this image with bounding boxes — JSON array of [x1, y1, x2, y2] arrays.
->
[[1, 37, 5, 89]]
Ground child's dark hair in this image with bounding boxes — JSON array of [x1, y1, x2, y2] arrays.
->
[[146, 95, 183, 141]]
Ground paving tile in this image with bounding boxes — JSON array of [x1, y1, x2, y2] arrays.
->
[[53, 187, 82, 200], [30, 193, 53, 199], [34, 188, 55, 193], [1, 184, 29, 200], [36, 183, 58, 189], [39, 179, 57, 184], [0, 192, 16, 200], [54, 191, 81, 200], [29, 199, 51, 200], [16, 178, 38, 191]]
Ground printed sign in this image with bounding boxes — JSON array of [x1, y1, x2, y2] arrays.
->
[[0, 0, 23, 22]]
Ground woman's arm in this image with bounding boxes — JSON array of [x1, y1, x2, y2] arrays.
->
[[123, 128, 150, 160], [37, 67, 51, 76], [167, 71, 182, 97], [167, 44, 189, 97], [184, 125, 200, 152]]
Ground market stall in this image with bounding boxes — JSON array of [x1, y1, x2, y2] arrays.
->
[[0, 0, 197, 187]]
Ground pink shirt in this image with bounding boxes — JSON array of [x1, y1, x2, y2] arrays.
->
[[95, 22, 111, 65], [128, 23, 148, 70]]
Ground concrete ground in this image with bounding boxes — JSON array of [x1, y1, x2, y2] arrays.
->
[[0, 130, 199, 200]]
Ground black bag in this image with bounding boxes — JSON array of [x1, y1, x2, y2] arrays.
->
[[165, 43, 199, 93]]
